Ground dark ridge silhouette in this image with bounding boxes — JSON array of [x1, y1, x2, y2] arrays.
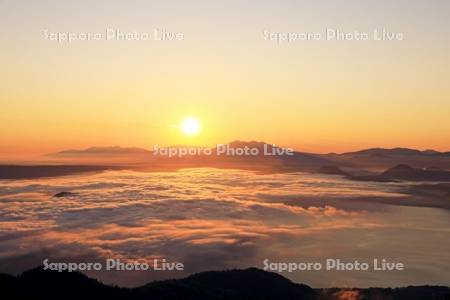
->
[[2, 267, 315, 300], [48, 144, 450, 159], [0, 165, 113, 179], [50, 146, 151, 156], [342, 148, 449, 157], [3, 142, 450, 179], [146, 140, 332, 173], [138, 268, 315, 300], [347, 164, 450, 182], [53, 191, 79, 198], [316, 165, 349, 176], [378, 164, 450, 181], [2, 267, 449, 300], [15, 267, 128, 299], [422, 150, 442, 155]]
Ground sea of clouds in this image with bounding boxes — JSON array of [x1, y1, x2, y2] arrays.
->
[[0, 168, 449, 287]]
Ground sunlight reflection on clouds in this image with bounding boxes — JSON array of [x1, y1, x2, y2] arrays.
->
[[0, 169, 449, 287]]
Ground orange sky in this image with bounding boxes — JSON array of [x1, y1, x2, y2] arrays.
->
[[1, 0, 450, 158]]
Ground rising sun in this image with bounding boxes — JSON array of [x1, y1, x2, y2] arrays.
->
[[180, 117, 201, 136]]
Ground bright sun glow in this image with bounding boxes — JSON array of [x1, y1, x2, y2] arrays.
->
[[180, 117, 201, 136]]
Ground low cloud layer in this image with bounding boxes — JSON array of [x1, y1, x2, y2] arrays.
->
[[0, 169, 449, 287]]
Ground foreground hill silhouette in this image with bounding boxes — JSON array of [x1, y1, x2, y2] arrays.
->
[[2, 267, 314, 300], [1, 267, 449, 300]]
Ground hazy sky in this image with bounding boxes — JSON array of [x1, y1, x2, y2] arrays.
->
[[1, 0, 449, 156]]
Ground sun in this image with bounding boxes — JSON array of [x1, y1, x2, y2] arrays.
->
[[180, 117, 201, 136]]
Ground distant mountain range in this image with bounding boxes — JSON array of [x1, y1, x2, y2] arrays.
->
[[51, 146, 151, 156], [44, 141, 332, 173], [342, 147, 450, 157], [43, 141, 450, 173], [48, 144, 450, 158], [2, 141, 450, 180], [1, 267, 448, 300]]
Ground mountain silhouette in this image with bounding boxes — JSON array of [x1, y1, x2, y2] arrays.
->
[[0, 165, 112, 179], [378, 164, 450, 181], [52, 146, 151, 156], [342, 148, 450, 157], [2, 267, 315, 300], [316, 165, 349, 176], [1, 267, 449, 300], [345, 164, 450, 182], [3, 142, 450, 180]]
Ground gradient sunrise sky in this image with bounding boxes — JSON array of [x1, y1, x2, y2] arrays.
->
[[1, 0, 449, 158]]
